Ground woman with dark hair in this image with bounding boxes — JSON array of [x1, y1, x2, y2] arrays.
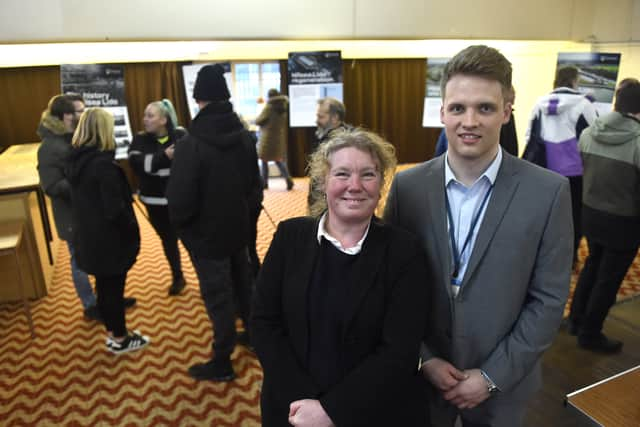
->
[[67, 108, 149, 354], [128, 99, 186, 296], [252, 128, 429, 426]]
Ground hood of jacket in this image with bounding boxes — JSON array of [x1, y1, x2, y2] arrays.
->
[[589, 111, 640, 146], [66, 145, 114, 183], [539, 87, 591, 117], [267, 95, 289, 114], [190, 101, 246, 149], [37, 112, 70, 140]]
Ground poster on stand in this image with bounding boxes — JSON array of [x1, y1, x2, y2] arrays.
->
[[422, 57, 448, 128], [60, 64, 132, 160], [556, 52, 621, 116], [182, 62, 232, 119], [288, 51, 343, 127]]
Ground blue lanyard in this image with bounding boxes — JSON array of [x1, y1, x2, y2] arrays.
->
[[445, 183, 494, 281]]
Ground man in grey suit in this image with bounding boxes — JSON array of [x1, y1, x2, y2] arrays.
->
[[384, 45, 573, 426]]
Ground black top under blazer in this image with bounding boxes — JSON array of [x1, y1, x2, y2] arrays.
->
[[251, 216, 430, 427]]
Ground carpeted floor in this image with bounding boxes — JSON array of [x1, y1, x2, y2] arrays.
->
[[1, 172, 639, 426]]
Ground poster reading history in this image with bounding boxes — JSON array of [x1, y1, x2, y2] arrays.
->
[[422, 57, 448, 128], [288, 51, 343, 127], [556, 52, 622, 116], [60, 64, 133, 160], [182, 62, 233, 119]]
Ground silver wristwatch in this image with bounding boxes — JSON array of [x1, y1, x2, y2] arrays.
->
[[480, 370, 499, 394]]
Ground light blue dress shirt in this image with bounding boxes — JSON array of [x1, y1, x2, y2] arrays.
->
[[444, 148, 503, 297]]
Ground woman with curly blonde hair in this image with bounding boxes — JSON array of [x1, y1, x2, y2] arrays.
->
[[252, 128, 429, 426]]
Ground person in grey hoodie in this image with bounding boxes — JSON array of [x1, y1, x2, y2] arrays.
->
[[568, 80, 640, 353]]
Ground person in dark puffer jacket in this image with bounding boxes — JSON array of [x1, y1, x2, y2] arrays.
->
[[67, 108, 149, 355], [167, 64, 260, 381], [129, 99, 186, 296]]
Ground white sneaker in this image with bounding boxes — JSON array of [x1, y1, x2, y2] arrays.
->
[[108, 331, 150, 354]]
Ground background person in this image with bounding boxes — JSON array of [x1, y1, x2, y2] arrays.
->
[[524, 65, 598, 264], [252, 129, 429, 427], [256, 88, 293, 190], [568, 80, 640, 353], [167, 64, 259, 381], [37, 94, 99, 320], [128, 99, 186, 296], [67, 108, 149, 354]]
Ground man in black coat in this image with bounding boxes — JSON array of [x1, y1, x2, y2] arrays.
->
[[167, 64, 260, 381]]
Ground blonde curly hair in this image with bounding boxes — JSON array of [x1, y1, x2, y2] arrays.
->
[[307, 128, 397, 217]]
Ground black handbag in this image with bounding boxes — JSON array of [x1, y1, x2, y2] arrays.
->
[[522, 113, 546, 168]]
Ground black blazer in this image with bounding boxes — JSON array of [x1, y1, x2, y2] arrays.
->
[[251, 216, 430, 427]]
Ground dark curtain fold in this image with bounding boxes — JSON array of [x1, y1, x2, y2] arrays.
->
[[280, 60, 316, 177], [343, 58, 439, 164], [123, 62, 191, 134], [0, 66, 61, 151]]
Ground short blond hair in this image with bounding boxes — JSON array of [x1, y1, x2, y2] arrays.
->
[[72, 108, 115, 151], [307, 128, 397, 217]]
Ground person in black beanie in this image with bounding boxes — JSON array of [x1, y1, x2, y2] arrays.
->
[[167, 64, 260, 381]]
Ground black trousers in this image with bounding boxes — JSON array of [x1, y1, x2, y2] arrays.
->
[[260, 160, 292, 187], [248, 204, 262, 277], [569, 239, 637, 336], [146, 204, 183, 282], [95, 272, 128, 337], [568, 175, 582, 260], [189, 247, 253, 361]]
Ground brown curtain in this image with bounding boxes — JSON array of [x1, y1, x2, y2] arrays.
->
[[0, 66, 61, 151], [1, 59, 440, 171], [282, 58, 441, 176], [343, 58, 440, 164], [123, 62, 191, 134]]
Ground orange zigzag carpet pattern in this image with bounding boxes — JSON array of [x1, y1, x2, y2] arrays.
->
[[2, 172, 640, 426]]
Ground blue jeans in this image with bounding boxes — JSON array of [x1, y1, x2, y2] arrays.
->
[[67, 242, 96, 309]]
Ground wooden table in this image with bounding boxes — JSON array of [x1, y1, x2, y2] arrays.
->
[[566, 365, 640, 426], [0, 143, 53, 264]]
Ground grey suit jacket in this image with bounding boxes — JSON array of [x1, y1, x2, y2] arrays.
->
[[384, 151, 572, 402]]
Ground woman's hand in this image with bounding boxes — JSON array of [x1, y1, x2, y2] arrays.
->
[[164, 144, 175, 160], [288, 399, 334, 427]]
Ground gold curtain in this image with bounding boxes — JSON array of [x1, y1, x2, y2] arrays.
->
[[0, 66, 61, 150], [123, 62, 191, 134]]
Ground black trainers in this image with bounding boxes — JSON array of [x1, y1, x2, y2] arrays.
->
[[578, 333, 623, 354], [237, 331, 255, 354], [108, 331, 150, 354], [124, 297, 137, 308], [84, 304, 103, 322], [168, 277, 186, 296], [567, 319, 580, 336], [188, 358, 236, 382]]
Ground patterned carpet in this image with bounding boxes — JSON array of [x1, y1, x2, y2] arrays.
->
[[1, 172, 640, 426]]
